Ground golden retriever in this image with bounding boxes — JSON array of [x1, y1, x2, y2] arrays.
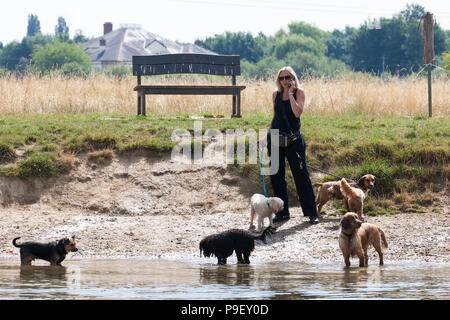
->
[[340, 178, 373, 219], [339, 212, 388, 267], [314, 174, 376, 216]]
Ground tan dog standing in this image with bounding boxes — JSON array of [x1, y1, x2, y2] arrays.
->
[[339, 212, 388, 267], [314, 174, 375, 216], [340, 179, 367, 219]]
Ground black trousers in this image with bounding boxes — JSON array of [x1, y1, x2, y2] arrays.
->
[[267, 133, 318, 218]]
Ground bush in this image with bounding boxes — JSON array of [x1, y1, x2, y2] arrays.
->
[[444, 52, 450, 72], [60, 61, 91, 77], [17, 152, 70, 180], [0, 67, 8, 76], [101, 64, 131, 78], [31, 41, 91, 74]]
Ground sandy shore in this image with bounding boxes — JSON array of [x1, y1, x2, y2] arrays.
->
[[0, 152, 449, 266]]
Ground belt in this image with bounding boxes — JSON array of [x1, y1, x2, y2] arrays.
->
[[273, 132, 300, 148]]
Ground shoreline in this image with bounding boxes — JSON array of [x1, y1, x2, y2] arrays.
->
[[1, 207, 448, 266], [0, 154, 448, 266]]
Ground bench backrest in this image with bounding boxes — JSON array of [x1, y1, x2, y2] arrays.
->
[[132, 54, 240, 77]]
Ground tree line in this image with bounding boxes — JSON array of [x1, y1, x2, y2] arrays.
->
[[0, 4, 449, 77], [0, 14, 91, 76], [196, 4, 449, 78]]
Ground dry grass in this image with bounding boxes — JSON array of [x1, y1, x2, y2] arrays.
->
[[0, 73, 448, 115]]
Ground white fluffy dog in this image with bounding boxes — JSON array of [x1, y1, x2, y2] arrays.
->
[[249, 194, 284, 231]]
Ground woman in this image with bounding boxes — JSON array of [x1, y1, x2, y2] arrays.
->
[[260, 66, 319, 225]]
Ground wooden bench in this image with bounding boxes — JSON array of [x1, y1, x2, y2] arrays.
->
[[132, 53, 246, 117]]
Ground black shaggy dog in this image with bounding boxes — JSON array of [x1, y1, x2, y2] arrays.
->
[[199, 227, 275, 265]]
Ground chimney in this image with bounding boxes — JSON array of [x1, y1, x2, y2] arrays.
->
[[104, 22, 113, 35], [100, 39, 106, 46]]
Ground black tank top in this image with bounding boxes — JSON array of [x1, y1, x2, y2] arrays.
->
[[270, 90, 301, 135]]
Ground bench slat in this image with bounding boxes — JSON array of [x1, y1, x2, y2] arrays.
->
[[132, 54, 240, 66], [133, 63, 240, 76], [134, 85, 246, 95]]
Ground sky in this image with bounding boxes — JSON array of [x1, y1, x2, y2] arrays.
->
[[1, 0, 449, 45]]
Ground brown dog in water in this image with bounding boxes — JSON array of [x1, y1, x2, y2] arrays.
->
[[13, 236, 78, 266], [339, 212, 388, 267]]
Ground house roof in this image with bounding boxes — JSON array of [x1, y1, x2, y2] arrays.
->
[[82, 27, 215, 62]]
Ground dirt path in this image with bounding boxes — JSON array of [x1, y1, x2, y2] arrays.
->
[[0, 150, 449, 265]]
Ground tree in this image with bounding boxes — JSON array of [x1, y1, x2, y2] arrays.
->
[[0, 42, 23, 70], [73, 30, 89, 44], [0, 34, 54, 71], [272, 22, 329, 60], [273, 34, 326, 59], [31, 41, 91, 75], [326, 27, 356, 65], [55, 16, 69, 39], [27, 14, 41, 37], [287, 21, 327, 42], [22, 34, 55, 56], [197, 32, 265, 63], [400, 3, 425, 22], [443, 52, 450, 71], [351, 16, 420, 74]]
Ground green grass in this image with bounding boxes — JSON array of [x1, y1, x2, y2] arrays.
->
[[0, 113, 448, 210], [0, 142, 16, 163], [14, 152, 71, 180]]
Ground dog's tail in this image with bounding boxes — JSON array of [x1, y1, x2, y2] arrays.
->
[[340, 178, 355, 199], [253, 226, 276, 244], [379, 227, 388, 251], [12, 237, 22, 248]]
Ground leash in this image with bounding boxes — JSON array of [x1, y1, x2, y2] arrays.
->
[[306, 165, 356, 183]]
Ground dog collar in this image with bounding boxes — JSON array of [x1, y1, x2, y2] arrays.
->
[[341, 230, 354, 238], [56, 240, 68, 255]]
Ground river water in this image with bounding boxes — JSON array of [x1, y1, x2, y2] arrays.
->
[[0, 258, 448, 299]]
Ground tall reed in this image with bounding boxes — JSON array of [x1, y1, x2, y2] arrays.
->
[[0, 73, 448, 115]]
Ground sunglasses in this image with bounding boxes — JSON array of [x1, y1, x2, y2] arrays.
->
[[279, 75, 291, 81]]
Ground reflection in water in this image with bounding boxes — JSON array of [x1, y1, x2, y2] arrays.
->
[[19, 265, 67, 279], [1, 264, 79, 299], [0, 259, 448, 299], [338, 266, 386, 298], [200, 265, 255, 286]]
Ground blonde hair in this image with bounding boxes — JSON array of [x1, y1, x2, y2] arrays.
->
[[275, 66, 300, 93]]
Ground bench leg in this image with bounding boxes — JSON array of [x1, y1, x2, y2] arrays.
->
[[232, 95, 237, 117], [142, 92, 146, 116], [236, 92, 242, 118], [137, 91, 146, 116], [231, 94, 242, 118], [137, 94, 142, 116]]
